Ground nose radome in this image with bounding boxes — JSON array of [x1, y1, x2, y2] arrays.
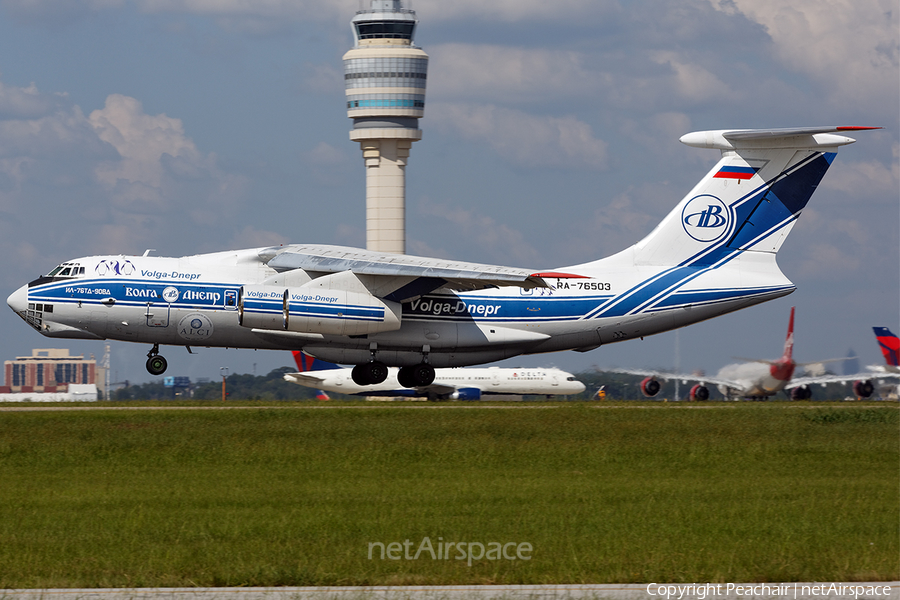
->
[[7, 284, 27, 314]]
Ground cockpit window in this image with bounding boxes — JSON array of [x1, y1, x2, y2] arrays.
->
[[46, 263, 83, 278]]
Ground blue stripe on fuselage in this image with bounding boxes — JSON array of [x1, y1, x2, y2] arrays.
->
[[27, 278, 239, 310]]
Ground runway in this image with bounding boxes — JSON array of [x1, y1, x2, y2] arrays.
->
[[1, 584, 897, 600]]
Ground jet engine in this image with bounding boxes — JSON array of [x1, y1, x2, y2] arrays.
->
[[239, 274, 401, 336], [640, 377, 661, 397], [689, 384, 709, 401], [852, 380, 875, 398], [791, 384, 812, 400], [450, 388, 482, 400]]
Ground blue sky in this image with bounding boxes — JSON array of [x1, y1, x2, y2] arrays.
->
[[0, 0, 897, 386]]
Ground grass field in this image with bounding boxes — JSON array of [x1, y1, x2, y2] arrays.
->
[[0, 402, 897, 587]]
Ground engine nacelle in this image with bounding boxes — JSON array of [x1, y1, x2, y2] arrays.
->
[[239, 285, 287, 331], [284, 287, 401, 336], [689, 384, 709, 401], [852, 380, 875, 398], [640, 377, 661, 397], [791, 384, 812, 400], [450, 388, 482, 400], [239, 277, 402, 337]]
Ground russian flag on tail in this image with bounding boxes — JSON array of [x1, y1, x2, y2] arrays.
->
[[713, 166, 759, 180]]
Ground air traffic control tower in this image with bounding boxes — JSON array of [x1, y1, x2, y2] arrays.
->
[[344, 0, 428, 254]]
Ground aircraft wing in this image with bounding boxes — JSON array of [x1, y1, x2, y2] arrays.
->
[[602, 367, 737, 389], [786, 371, 900, 389], [868, 365, 900, 375], [259, 244, 551, 302], [283, 372, 327, 386]]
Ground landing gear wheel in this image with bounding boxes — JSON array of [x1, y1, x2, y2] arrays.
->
[[411, 363, 435, 386], [398, 364, 435, 387], [397, 366, 416, 388], [146, 355, 168, 375], [352, 361, 389, 385]]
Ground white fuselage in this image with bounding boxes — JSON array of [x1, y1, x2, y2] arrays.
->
[[286, 366, 586, 398], [7, 247, 792, 368], [715, 362, 788, 398]]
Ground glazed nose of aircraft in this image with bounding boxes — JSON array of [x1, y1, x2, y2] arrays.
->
[[7, 284, 28, 314]]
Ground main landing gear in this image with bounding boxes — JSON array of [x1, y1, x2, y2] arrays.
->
[[146, 344, 167, 375], [349, 361, 436, 387], [350, 347, 436, 388]]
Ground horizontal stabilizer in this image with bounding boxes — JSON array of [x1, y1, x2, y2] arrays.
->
[[680, 126, 880, 150]]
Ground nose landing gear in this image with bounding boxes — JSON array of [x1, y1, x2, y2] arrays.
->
[[146, 344, 167, 375]]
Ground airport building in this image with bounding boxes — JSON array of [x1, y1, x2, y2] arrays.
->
[[344, 0, 428, 254], [0, 348, 99, 401]]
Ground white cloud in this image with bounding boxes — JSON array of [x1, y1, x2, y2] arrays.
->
[[429, 102, 608, 169], [0, 79, 248, 258], [3, 0, 617, 27], [415, 198, 540, 266], [0, 80, 61, 119], [651, 51, 739, 104], [706, 0, 899, 108], [416, 0, 612, 22], [428, 44, 596, 103], [89, 94, 199, 190], [823, 157, 897, 197], [139, 0, 608, 24], [304, 141, 349, 167]]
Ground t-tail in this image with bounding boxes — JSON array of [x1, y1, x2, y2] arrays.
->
[[631, 127, 879, 266], [291, 350, 343, 372], [567, 126, 879, 320], [782, 306, 795, 363], [768, 306, 796, 382], [873, 327, 900, 368]]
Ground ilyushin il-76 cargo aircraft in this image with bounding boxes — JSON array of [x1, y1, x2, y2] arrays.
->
[[7, 126, 877, 387]]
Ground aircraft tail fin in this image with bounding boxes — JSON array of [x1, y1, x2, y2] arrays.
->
[[873, 327, 900, 367], [782, 306, 795, 362], [625, 127, 878, 268], [291, 350, 342, 372]]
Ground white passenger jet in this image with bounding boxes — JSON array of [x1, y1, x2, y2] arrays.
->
[[7, 127, 878, 388], [610, 308, 900, 400], [284, 351, 586, 400]]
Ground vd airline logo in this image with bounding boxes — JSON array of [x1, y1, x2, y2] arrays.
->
[[682, 195, 730, 243], [95, 259, 135, 276]]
